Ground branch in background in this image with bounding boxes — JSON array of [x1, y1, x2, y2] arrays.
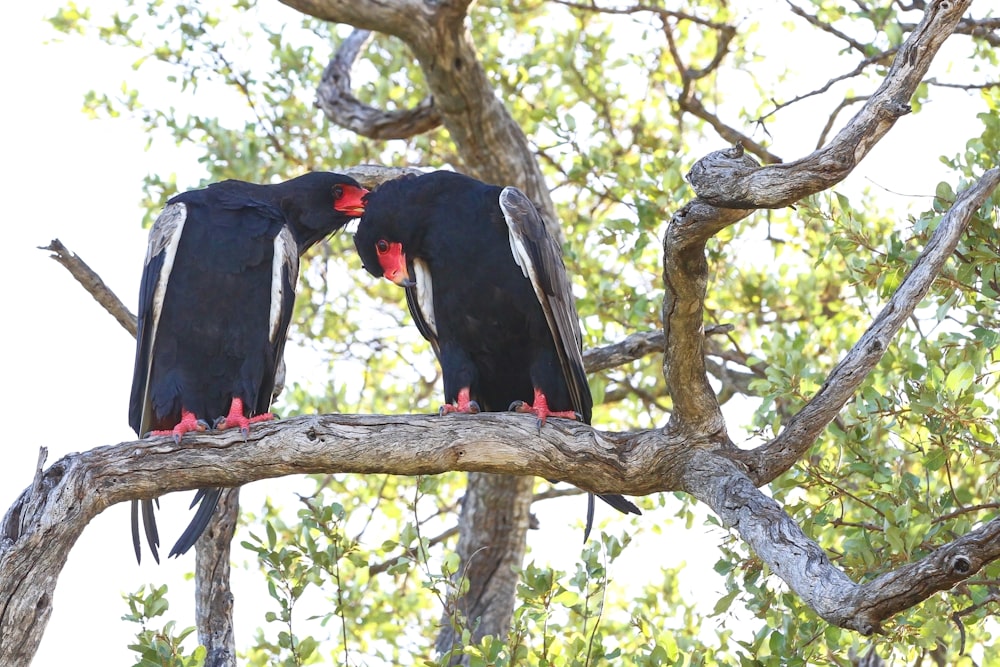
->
[[754, 47, 898, 126], [816, 96, 869, 149], [316, 28, 443, 140], [368, 524, 459, 576], [901, 15, 1000, 47], [678, 95, 783, 165], [194, 488, 240, 667], [926, 78, 1000, 90], [741, 167, 1000, 483], [786, 0, 870, 55]]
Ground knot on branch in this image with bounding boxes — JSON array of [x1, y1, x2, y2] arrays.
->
[[685, 143, 762, 208], [317, 28, 442, 140], [879, 100, 913, 120], [949, 554, 973, 575]]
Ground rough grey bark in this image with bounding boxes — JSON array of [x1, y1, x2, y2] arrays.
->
[[316, 28, 442, 140]]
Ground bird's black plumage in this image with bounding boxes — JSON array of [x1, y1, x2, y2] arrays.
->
[[354, 170, 639, 540], [128, 171, 367, 563]]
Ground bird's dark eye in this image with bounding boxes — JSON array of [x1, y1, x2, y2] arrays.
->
[[332, 185, 344, 199], [376, 239, 390, 254]]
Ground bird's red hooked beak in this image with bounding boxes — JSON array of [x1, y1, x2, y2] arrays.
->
[[376, 240, 414, 286], [333, 184, 369, 216]]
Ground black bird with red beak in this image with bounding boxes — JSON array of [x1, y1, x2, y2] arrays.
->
[[129, 171, 368, 563], [354, 170, 639, 540]]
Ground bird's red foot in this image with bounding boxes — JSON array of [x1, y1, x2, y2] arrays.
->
[[509, 388, 582, 427], [439, 387, 481, 415], [150, 410, 209, 442], [214, 397, 274, 435]]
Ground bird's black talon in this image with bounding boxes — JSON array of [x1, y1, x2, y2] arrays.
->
[[573, 411, 584, 422], [198, 419, 212, 431], [535, 417, 544, 433], [213, 416, 227, 430], [240, 426, 250, 440], [508, 400, 526, 412], [468, 400, 481, 414], [172, 433, 182, 445]]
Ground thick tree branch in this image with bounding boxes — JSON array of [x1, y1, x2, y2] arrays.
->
[[740, 167, 1000, 483], [662, 0, 974, 439], [4, 412, 999, 661], [661, 195, 753, 434], [689, 0, 974, 208], [317, 29, 442, 140], [685, 452, 1000, 635]]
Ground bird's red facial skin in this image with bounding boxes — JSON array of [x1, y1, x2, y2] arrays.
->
[[332, 184, 369, 216], [376, 240, 410, 285]]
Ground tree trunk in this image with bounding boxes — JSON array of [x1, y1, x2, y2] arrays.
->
[[195, 488, 240, 667], [435, 473, 535, 663]]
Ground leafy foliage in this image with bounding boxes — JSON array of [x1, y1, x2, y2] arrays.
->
[[122, 584, 205, 667]]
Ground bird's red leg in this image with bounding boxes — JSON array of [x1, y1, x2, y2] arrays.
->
[[439, 387, 481, 415], [511, 388, 582, 425], [215, 397, 274, 435], [150, 409, 209, 442]]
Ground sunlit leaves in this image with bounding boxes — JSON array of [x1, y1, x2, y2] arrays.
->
[[122, 584, 206, 666]]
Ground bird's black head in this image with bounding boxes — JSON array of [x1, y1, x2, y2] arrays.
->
[[278, 172, 369, 253], [355, 171, 487, 286], [353, 174, 428, 286]]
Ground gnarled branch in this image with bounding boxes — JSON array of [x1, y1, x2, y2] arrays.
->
[[316, 28, 442, 140]]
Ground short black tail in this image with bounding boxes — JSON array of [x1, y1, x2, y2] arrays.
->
[[598, 493, 641, 516], [131, 498, 161, 564], [583, 493, 641, 542], [168, 487, 223, 558]]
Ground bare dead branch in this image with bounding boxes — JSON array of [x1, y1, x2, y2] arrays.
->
[[740, 167, 1000, 483], [316, 28, 443, 140], [40, 239, 137, 337]]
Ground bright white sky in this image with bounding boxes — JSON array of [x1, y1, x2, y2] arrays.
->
[[1, 1, 989, 665]]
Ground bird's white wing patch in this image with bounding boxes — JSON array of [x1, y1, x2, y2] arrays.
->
[[413, 258, 437, 339], [500, 187, 542, 293], [140, 202, 187, 434], [270, 226, 299, 344], [148, 203, 187, 335]]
